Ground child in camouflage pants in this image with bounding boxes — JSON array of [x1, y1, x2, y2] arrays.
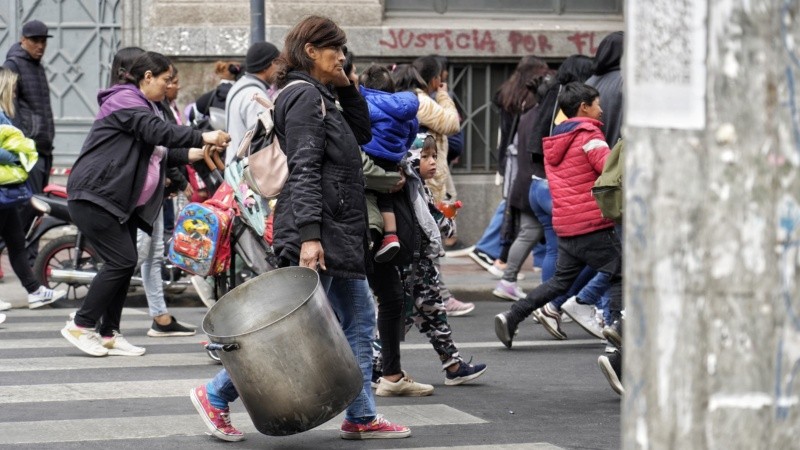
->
[[399, 134, 487, 384]]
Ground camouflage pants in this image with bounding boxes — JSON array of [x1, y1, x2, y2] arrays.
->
[[401, 258, 461, 370]]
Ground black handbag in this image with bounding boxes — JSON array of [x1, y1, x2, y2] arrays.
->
[[0, 180, 33, 209]]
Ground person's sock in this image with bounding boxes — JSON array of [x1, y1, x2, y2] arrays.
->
[[205, 382, 228, 409]]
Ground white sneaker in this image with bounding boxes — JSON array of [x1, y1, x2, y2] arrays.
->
[[103, 331, 146, 356], [560, 297, 605, 339], [28, 286, 67, 309], [488, 265, 526, 280], [492, 280, 525, 301], [561, 312, 573, 323], [0, 299, 12, 311], [61, 320, 108, 356], [191, 275, 216, 309], [0, 313, 5, 324]]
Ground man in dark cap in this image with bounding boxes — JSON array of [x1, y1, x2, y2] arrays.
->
[[4, 19, 56, 261], [223, 41, 280, 165]]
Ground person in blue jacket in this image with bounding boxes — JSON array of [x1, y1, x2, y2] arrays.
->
[[358, 64, 419, 262]]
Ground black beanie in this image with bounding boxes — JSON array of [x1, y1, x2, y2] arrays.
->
[[245, 42, 280, 73]]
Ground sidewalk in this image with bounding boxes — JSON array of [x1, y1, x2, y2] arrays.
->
[[0, 247, 542, 309]]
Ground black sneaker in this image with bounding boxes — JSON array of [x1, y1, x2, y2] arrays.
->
[[371, 366, 382, 389], [147, 316, 197, 337], [494, 311, 520, 349], [603, 319, 623, 348], [445, 361, 487, 386], [598, 349, 624, 395], [468, 249, 495, 271]]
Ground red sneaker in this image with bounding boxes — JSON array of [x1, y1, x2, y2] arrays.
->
[[340, 415, 411, 440], [374, 234, 400, 263], [190, 385, 245, 442]]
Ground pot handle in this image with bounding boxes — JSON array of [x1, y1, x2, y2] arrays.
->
[[205, 342, 240, 352]]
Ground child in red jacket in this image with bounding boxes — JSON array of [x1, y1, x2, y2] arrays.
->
[[493, 82, 624, 391]]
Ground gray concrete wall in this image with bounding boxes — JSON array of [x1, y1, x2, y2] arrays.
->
[[623, 1, 799, 448]]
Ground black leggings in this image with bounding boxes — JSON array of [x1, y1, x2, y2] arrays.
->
[[69, 200, 138, 337], [0, 207, 40, 293]]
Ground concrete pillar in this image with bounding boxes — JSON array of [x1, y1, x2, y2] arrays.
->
[[624, 1, 799, 449]]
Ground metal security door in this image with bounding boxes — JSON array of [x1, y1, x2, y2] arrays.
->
[[0, 0, 121, 167]]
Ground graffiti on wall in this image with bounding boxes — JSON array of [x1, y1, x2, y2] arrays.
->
[[378, 28, 602, 56]]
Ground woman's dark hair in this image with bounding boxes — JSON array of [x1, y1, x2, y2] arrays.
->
[[558, 82, 599, 118], [495, 55, 549, 114], [556, 54, 594, 85], [125, 51, 173, 86], [411, 56, 441, 86], [392, 64, 426, 92], [528, 54, 595, 158], [109, 46, 145, 87], [274, 15, 347, 87], [360, 64, 394, 93]]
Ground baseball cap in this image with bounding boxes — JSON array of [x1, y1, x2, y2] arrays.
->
[[22, 20, 53, 38]]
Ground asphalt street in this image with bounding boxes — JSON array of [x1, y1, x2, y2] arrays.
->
[[0, 285, 621, 450]]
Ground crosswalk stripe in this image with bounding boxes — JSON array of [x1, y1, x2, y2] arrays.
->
[[0, 352, 214, 372], [0, 338, 601, 355], [0, 404, 486, 445], [0, 379, 208, 404], [2, 307, 149, 318], [0, 336, 205, 349], [1, 320, 167, 333]]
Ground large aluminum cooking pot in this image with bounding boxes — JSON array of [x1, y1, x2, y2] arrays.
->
[[203, 267, 362, 436]]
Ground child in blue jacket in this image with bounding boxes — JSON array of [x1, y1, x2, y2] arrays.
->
[[359, 65, 419, 262]]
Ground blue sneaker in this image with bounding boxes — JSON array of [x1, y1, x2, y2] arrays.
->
[[445, 361, 487, 386]]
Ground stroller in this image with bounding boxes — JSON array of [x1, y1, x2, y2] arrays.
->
[[197, 148, 277, 362]]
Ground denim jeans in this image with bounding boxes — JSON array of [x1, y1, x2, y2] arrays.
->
[[511, 228, 623, 322], [209, 274, 378, 423], [137, 208, 168, 318], [473, 199, 506, 260], [319, 275, 377, 422], [528, 178, 557, 281]]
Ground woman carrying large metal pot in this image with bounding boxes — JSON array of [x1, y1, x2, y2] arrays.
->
[[189, 16, 411, 442]]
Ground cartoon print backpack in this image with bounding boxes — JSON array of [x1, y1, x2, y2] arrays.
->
[[168, 181, 238, 276]]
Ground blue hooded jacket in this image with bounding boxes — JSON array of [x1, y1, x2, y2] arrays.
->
[[360, 86, 419, 163]]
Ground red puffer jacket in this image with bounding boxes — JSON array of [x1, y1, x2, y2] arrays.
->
[[543, 117, 615, 237]]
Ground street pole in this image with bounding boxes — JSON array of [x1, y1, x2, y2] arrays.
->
[[624, 1, 800, 448], [250, 0, 265, 44]]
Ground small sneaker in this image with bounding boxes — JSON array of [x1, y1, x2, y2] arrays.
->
[[492, 280, 525, 301], [445, 361, 487, 386], [561, 312, 573, 323], [190, 385, 245, 442], [61, 320, 108, 356], [468, 248, 495, 271], [28, 286, 66, 309], [561, 297, 604, 339], [494, 311, 520, 349], [0, 299, 12, 311], [487, 263, 505, 278], [0, 313, 5, 324], [147, 316, 197, 337], [603, 319, 623, 348], [340, 415, 410, 440], [191, 275, 216, 309], [533, 302, 567, 340], [375, 370, 434, 397], [103, 331, 146, 356], [598, 350, 624, 395], [374, 234, 400, 263], [444, 297, 475, 317]]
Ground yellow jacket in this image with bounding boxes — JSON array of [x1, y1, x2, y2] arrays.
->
[[0, 124, 38, 185]]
